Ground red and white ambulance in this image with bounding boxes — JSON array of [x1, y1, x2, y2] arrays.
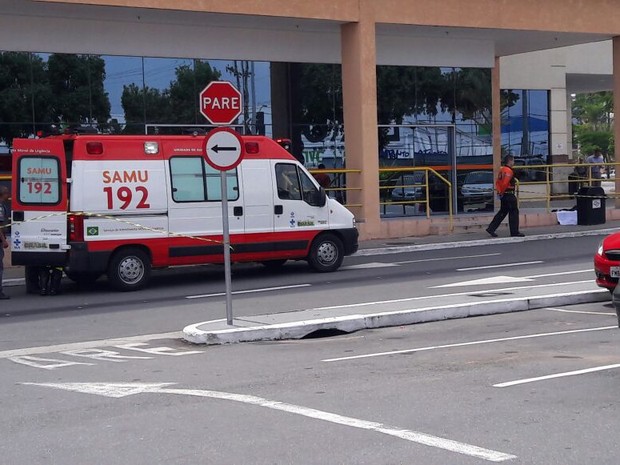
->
[[10, 133, 358, 291]]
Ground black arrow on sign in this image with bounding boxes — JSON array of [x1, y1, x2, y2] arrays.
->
[[211, 144, 237, 153]]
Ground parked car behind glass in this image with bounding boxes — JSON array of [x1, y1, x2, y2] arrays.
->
[[461, 171, 494, 211]]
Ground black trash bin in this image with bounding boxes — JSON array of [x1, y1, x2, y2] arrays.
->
[[576, 186, 606, 225]]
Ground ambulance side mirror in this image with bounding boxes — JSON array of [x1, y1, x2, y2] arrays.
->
[[305, 187, 326, 207], [320, 187, 327, 206], [316, 187, 327, 207]]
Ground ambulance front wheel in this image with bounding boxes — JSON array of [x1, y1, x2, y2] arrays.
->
[[108, 248, 151, 291], [308, 234, 344, 272]]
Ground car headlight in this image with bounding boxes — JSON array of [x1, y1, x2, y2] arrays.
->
[[598, 242, 604, 256]]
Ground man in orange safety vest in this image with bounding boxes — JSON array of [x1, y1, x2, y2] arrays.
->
[[486, 155, 524, 238]]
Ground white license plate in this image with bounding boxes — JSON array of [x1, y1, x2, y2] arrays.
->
[[611, 267, 620, 278]]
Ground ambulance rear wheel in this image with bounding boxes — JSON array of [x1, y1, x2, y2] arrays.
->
[[308, 234, 344, 272], [108, 248, 151, 291]]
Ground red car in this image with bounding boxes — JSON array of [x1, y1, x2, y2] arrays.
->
[[594, 232, 620, 291]]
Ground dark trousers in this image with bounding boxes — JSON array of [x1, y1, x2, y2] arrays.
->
[[487, 192, 520, 236]]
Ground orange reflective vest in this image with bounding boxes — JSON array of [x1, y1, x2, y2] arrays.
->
[[495, 166, 515, 195]]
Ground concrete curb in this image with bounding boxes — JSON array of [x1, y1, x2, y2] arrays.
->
[[357, 228, 619, 256], [3, 278, 24, 287], [183, 289, 611, 345]]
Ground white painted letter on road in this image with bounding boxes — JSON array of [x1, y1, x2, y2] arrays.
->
[[114, 342, 202, 356], [9, 356, 94, 370]]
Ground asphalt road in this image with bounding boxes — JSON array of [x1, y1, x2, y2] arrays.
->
[[0, 234, 606, 347], [2, 234, 619, 464], [2, 301, 620, 464]]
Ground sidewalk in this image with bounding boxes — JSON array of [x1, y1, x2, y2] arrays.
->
[[183, 218, 620, 345]]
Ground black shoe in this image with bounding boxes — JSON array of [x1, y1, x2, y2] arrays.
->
[[512, 233, 525, 237], [486, 228, 498, 238], [0, 293, 10, 300]]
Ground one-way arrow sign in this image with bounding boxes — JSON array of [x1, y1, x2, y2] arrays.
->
[[203, 128, 244, 171], [210, 144, 238, 154]]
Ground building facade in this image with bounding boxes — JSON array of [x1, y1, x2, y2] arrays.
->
[[0, 0, 619, 239]]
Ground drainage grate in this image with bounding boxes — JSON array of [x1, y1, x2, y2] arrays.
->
[[301, 328, 350, 339]]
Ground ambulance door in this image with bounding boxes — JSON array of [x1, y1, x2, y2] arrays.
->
[[166, 156, 244, 264], [239, 159, 273, 235], [11, 139, 69, 266], [272, 161, 329, 242]]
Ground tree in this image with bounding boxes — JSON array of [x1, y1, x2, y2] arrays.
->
[[121, 60, 222, 133], [121, 83, 170, 134], [170, 61, 221, 124], [572, 92, 614, 156], [47, 54, 110, 126], [0, 52, 52, 144]]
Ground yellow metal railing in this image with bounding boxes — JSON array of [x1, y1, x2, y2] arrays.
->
[[513, 162, 619, 211], [308, 168, 362, 209], [378, 166, 453, 230]]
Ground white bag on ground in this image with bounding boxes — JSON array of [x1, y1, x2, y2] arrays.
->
[[556, 210, 577, 225]]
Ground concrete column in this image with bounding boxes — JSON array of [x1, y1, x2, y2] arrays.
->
[[614, 37, 620, 208], [341, 13, 379, 239], [566, 93, 574, 160], [549, 67, 569, 161], [492, 57, 501, 207], [548, 67, 569, 194]]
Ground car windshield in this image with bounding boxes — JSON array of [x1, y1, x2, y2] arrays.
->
[[464, 172, 493, 184]]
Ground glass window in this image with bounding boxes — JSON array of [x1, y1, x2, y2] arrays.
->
[[170, 157, 206, 202], [299, 169, 322, 205], [501, 89, 549, 160], [276, 163, 302, 200], [19, 157, 61, 204], [169, 156, 238, 202], [205, 163, 238, 201]]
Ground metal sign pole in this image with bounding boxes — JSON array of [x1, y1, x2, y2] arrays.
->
[[220, 171, 233, 325]]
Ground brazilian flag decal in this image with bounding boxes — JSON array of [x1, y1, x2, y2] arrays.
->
[[86, 226, 99, 236]]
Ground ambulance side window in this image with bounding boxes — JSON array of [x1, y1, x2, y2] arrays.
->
[[169, 157, 238, 202], [205, 163, 239, 201], [18, 156, 61, 205], [276, 164, 302, 201], [298, 170, 323, 206]]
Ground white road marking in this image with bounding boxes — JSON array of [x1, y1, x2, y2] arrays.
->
[[396, 253, 501, 265], [457, 261, 543, 272], [0, 331, 182, 359], [61, 349, 153, 362], [9, 356, 95, 370], [23, 382, 517, 462], [307, 280, 594, 313], [494, 364, 620, 388], [544, 307, 615, 316], [322, 326, 616, 362], [526, 269, 591, 279], [432, 276, 533, 288], [342, 262, 400, 270], [186, 284, 311, 299]]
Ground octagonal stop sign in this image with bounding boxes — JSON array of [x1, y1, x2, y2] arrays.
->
[[199, 81, 243, 125]]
